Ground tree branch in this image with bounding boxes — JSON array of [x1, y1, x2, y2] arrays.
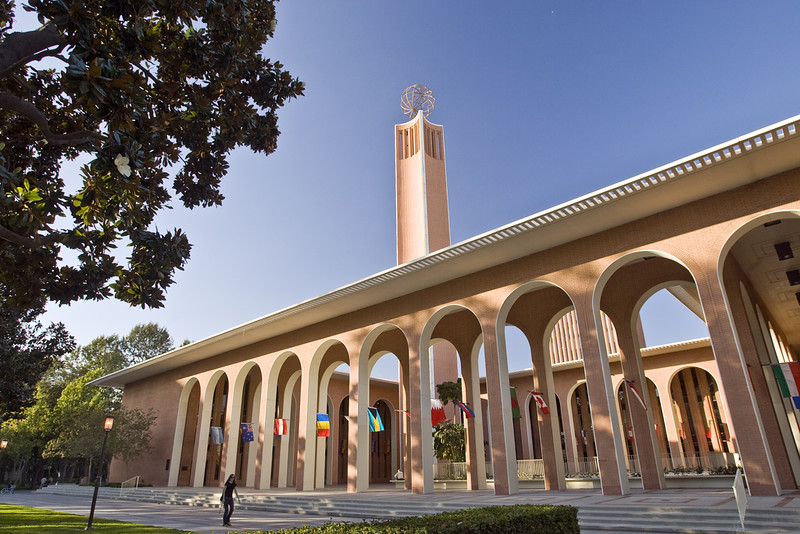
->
[[0, 223, 61, 248], [0, 92, 101, 146], [0, 23, 65, 78]]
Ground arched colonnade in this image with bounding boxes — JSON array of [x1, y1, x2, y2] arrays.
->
[[155, 202, 800, 497]]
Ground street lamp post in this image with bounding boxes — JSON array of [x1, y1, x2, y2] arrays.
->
[[0, 439, 7, 487], [85, 414, 114, 531]]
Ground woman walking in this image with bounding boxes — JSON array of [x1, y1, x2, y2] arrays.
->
[[220, 474, 240, 527]]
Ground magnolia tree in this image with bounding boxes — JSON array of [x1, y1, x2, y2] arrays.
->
[[0, 0, 304, 309]]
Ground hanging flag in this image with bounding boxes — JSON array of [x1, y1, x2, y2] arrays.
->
[[210, 426, 224, 445], [274, 419, 288, 436], [679, 422, 686, 440], [368, 407, 385, 432], [771, 363, 800, 408], [624, 378, 648, 410], [316, 414, 330, 437], [628, 426, 634, 441], [431, 398, 447, 426], [454, 400, 475, 418], [510, 388, 521, 419], [581, 429, 587, 445], [530, 391, 550, 415], [395, 409, 411, 419], [240, 423, 254, 443]]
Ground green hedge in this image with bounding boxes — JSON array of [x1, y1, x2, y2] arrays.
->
[[270, 504, 578, 533]]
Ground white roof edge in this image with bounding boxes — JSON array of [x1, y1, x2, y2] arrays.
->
[[92, 114, 799, 387]]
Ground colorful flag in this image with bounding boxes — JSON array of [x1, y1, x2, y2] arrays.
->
[[368, 407, 384, 432], [274, 419, 288, 436], [510, 387, 521, 419], [431, 398, 447, 426], [454, 400, 475, 418], [530, 391, 550, 415], [581, 429, 587, 444], [316, 414, 330, 437], [624, 379, 648, 410], [210, 426, 224, 445], [771, 362, 800, 408], [240, 423, 254, 442]]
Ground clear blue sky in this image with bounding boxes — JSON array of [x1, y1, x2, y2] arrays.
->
[[41, 1, 798, 368]]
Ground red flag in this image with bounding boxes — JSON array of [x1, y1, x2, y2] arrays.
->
[[431, 399, 447, 426], [530, 391, 550, 415], [454, 400, 475, 418], [274, 418, 288, 436], [624, 378, 648, 410]]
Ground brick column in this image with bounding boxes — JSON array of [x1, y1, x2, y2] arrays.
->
[[694, 265, 782, 495]]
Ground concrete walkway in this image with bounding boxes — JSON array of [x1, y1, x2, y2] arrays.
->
[[3, 484, 800, 533], [0, 489, 341, 533]]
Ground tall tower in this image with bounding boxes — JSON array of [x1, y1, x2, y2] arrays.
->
[[395, 85, 451, 264], [395, 85, 458, 415]]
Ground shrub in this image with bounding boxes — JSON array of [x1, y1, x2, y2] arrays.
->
[[264, 504, 579, 534]]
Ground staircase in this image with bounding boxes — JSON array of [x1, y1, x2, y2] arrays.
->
[[577, 505, 800, 533], [38, 485, 800, 533]]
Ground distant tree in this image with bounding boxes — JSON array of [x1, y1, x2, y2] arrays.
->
[[34, 369, 154, 477], [0, 294, 74, 416], [433, 380, 467, 463], [0, 0, 304, 310], [120, 322, 173, 365], [47, 322, 172, 387], [436, 379, 462, 406], [52, 334, 125, 384], [436, 378, 463, 424], [432, 422, 466, 463]]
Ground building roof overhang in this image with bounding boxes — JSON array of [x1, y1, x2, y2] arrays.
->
[[92, 115, 800, 387]]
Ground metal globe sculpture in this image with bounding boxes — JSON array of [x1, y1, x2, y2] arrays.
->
[[401, 84, 435, 118]]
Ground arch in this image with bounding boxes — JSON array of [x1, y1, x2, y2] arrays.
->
[[369, 398, 394, 483], [667, 366, 733, 471], [260, 351, 301, 490], [305, 339, 349, 491], [715, 209, 800, 491], [192, 370, 229, 487], [419, 304, 483, 494], [355, 323, 409, 492], [594, 250, 704, 492], [225, 361, 263, 488], [498, 281, 575, 491], [168, 377, 201, 486], [316, 351, 349, 490]]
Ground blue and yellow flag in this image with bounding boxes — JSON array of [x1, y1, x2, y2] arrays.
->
[[368, 407, 384, 432]]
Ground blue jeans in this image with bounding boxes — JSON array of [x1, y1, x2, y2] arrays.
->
[[223, 498, 234, 524]]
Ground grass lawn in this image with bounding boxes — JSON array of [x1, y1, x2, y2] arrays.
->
[[0, 504, 193, 533]]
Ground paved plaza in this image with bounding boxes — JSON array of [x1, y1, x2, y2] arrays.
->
[[3, 485, 800, 533]]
